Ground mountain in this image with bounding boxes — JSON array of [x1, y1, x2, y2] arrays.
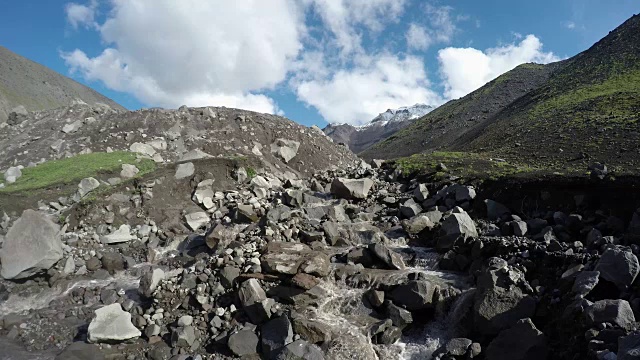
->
[[0, 46, 125, 123], [323, 104, 436, 153], [363, 14, 640, 170]]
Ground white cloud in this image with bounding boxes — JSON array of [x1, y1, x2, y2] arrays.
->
[[405, 5, 458, 52], [438, 34, 560, 99], [63, 0, 305, 113], [295, 55, 441, 125], [65, 0, 97, 29], [406, 24, 431, 51], [565, 21, 577, 29]]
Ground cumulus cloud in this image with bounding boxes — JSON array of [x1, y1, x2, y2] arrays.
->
[[438, 34, 560, 99], [295, 55, 441, 125], [65, 0, 97, 29], [406, 24, 431, 51], [62, 0, 304, 113]]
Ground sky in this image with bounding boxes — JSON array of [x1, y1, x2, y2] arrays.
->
[[0, 1, 638, 127]]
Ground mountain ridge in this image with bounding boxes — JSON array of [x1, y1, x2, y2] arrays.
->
[[0, 46, 125, 123]]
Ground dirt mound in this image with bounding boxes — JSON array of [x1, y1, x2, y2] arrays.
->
[[0, 103, 359, 179], [0, 46, 125, 123]]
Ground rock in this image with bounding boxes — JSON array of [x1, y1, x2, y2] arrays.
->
[[234, 167, 248, 183], [139, 268, 165, 297], [100, 224, 136, 244], [618, 332, 640, 360], [179, 149, 213, 161], [485, 318, 548, 360], [239, 279, 270, 324], [3, 166, 22, 183], [389, 280, 438, 311], [403, 214, 437, 235], [101, 252, 125, 274], [175, 162, 195, 179], [185, 212, 209, 231], [272, 339, 324, 360], [595, 247, 640, 291], [400, 199, 422, 218], [485, 199, 510, 220], [473, 264, 536, 335], [438, 210, 478, 250], [330, 177, 374, 200], [205, 224, 236, 252], [130, 142, 156, 157], [228, 330, 259, 356], [171, 326, 196, 348], [292, 273, 320, 290], [322, 221, 386, 246], [62, 120, 83, 134], [413, 183, 430, 202], [88, 303, 141, 343], [443, 338, 473, 356], [120, 164, 139, 179], [220, 266, 240, 288], [0, 210, 63, 279], [585, 299, 636, 330], [369, 244, 405, 270], [63, 257, 75, 275], [271, 139, 301, 163], [261, 242, 326, 275], [589, 163, 608, 180], [262, 315, 294, 356], [386, 302, 413, 329], [573, 271, 600, 297], [512, 221, 528, 236], [78, 177, 100, 197]]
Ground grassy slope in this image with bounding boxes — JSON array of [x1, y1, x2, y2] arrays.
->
[[361, 62, 560, 160], [463, 15, 640, 170], [0, 152, 156, 193]]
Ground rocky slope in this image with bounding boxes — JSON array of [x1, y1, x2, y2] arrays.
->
[[323, 104, 435, 153], [0, 46, 125, 124], [2, 153, 640, 359], [364, 14, 640, 171]]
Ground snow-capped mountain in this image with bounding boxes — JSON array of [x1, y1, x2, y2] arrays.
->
[[362, 104, 436, 128], [323, 104, 437, 153]]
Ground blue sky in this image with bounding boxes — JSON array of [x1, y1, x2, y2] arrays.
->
[[0, 1, 637, 127]]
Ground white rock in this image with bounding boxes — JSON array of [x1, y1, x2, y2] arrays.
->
[[78, 177, 100, 198], [100, 225, 136, 244], [185, 212, 209, 231], [175, 162, 195, 180], [62, 120, 83, 134], [4, 166, 22, 183], [120, 164, 139, 179], [88, 303, 141, 343], [180, 149, 213, 162], [130, 142, 156, 157]]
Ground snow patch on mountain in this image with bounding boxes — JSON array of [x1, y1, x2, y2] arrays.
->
[[356, 104, 436, 129]]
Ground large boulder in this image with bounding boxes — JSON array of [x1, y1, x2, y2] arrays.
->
[[584, 299, 636, 330], [330, 178, 374, 200], [3, 166, 22, 184], [239, 279, 270, 324], [273, 339, 325, 360], [322, 221, 386, 246], [438, 209, 478, 250], [485, 318, 548, 360], [228, 330, 259, 356], [139, 268, 165, 297], [368, 244, 405, 270], [100, 225, 136, 244], [78, 177, 100, 198], [389, 280, 438, 311], [87, 304, 141, 343], [271, 139, 301, 163], [473, 262, 536, 335], [595, 246, 640, 292], [129, 142, 156, 157], [0, 210, 63, 279], [262, 315, 294, 356]]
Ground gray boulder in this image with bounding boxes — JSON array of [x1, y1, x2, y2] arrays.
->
[[184, 211, 209, 231], [618, 332, 640, 360], [271, 139, 301, 163], [403, 214, 436, 235], [330, 177, 374, 200], [413, 184, 429, 202], [585, 299, 636, 330], [228, 330, 259, 356], [100, 224, 136, 244], [572, 271, 600, 297], [120, 164, 139, 179], [262, 315, 294, 356], [4, 166, 22, 183], [389, 280, 438, 311], [139, 268, 165, 297], [129, 142, 156, 157], [485, 318, 548, 360], [62, 120, 83, 134], [273, 339, 325, 360], [239, 279, 270, 324], [175, 162, 195, 180], [88, 304, 141, 343], [595, 247, 640, 291], [368, 244, 405, 270], [171, 326, 196, 348], [1, 210, 63, 279], [78, 177, 100, 197], [438, 210, 478, 250]]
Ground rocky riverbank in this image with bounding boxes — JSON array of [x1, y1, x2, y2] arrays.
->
[[1, 160, 640, 360]]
